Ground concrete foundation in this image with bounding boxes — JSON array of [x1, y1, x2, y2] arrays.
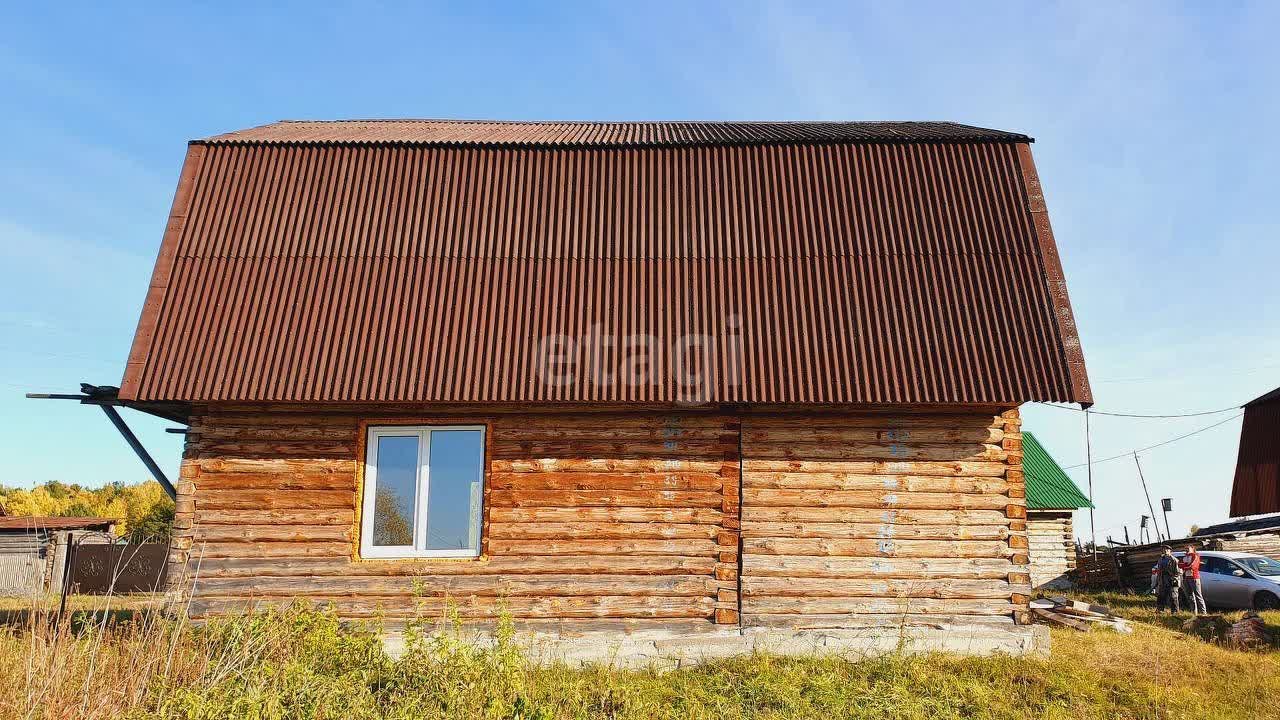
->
[[382, 622, 1049, 669]]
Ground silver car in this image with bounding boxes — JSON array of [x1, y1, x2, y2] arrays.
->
[[1176, 550, 1280, 611]]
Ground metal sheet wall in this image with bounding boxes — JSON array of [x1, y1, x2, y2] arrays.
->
[[0, 530, 47, 597], [1231, 396, 1280, 516]]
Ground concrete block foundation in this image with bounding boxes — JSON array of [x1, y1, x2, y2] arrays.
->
[[382, 623, 1049, 669]]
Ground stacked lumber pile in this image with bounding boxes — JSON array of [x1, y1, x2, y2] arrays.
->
[[1030, 596, 1131, 633], [1073, 550, 1122, 589], [1219, 532, 1280, 558]]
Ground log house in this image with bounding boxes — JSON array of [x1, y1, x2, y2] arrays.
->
[[115, 120, 1092, 653]]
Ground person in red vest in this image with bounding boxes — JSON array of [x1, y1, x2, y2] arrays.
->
[[1180, 544, 1207, 615]]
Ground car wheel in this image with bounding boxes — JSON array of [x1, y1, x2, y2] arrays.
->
[[1255, 591, 1280, 611]]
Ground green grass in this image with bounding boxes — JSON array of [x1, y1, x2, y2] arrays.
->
[[0, 599, 1277, 720]]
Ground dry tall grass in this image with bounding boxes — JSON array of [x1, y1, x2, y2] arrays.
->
[[0, 593, 1277, 720]]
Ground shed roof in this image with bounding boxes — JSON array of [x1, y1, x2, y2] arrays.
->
[[1023, 432, 1093, 510], [119, 119, 1091, 406], [0, 517, 117, 531]]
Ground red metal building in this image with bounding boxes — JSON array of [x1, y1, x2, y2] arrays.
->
[[1230, 386, 1280, 517]]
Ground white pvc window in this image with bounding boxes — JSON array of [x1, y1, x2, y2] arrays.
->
[[360, 425, 485, 558]]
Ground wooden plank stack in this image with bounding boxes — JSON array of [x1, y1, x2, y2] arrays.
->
[[1029, 596, 1131, 633], [1073, 549, 1123, 589]]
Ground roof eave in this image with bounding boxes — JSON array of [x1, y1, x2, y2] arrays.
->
[[119, 144, 206, 401], [1014, 144, 1093, 406]]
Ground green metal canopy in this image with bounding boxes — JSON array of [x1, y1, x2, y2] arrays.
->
[[1023, 432, 1094, 510]]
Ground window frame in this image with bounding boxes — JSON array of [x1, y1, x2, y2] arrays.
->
[[359, 424, 487, 559]]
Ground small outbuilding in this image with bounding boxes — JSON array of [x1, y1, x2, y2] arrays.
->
[[1022, 433, 1092, 589], [0, 517, 117, 596]]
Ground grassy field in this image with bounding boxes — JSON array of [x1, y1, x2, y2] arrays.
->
[[0, 594, 1276, 720]]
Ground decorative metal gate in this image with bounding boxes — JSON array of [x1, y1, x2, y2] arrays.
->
[[66, 543, 169, 594]]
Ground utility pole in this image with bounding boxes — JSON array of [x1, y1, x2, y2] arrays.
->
[[1085, 409, 1097, 557], [1123, 525, 1130, 544], [1134, 453, 1161, 542], [1160, 498, 1173, 542], [1139, 515, 1151, 544]]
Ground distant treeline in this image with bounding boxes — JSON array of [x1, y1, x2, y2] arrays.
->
[[0, 480, 173, 542]]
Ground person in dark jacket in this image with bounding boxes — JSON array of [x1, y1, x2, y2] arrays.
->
[[1154, 546, 1183, 613]]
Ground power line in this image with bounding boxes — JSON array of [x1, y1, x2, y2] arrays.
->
[[1062, 412, 1244, 470], [1035, 402, 1241, 419]]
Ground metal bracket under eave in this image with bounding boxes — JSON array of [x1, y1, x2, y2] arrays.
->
[[25, 383, 180, 500]]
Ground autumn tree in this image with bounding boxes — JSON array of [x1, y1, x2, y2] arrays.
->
[[0, 480, 174, 541]]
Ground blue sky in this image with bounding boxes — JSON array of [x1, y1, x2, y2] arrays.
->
[[1, 1, 1276, 542]]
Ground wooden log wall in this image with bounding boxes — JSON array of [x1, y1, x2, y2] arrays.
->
[[170, 404, 1027, 631], [170, 406, 738, 631], [1026, 510, 1077, 588], [738, 408, 1031, 628]]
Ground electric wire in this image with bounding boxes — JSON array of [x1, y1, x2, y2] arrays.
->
[[1035, 402, 1241, 419], [1062, 412, 1244, 470]]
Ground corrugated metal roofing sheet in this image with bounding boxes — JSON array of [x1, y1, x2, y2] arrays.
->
[[0, 517, 117, 531], [1230, 387, 1280, 517], [1023, 432, 1093, 510], [119, 121, 1091, 405], [206, 120, 1032, 146]]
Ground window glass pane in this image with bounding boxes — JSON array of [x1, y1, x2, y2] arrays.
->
[[372, 435, 418, 547], [1242, 556, 1280, 576], [425, 430, 484, 552]]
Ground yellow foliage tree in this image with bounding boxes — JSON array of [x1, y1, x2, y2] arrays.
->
[[0, 480, 173, 541]]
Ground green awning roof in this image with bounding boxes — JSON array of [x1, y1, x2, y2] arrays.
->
[[1023, 432, 1094, 510]]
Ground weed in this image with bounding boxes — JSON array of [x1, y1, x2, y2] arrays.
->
[[0, 597, 1277, 719]]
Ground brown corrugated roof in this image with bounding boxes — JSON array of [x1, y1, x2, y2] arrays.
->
[[119, 120, 1091, 406], [205, 120, 1032, 147], [1230, 386, 1280, 517], [0, 517, 117, 531]]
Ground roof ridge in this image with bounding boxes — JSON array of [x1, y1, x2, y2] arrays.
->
[[270, 118, 976, 125], [201, 119, 1032, 146]]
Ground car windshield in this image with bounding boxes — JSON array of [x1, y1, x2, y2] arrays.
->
[[1236, 556, 1280, 576]]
